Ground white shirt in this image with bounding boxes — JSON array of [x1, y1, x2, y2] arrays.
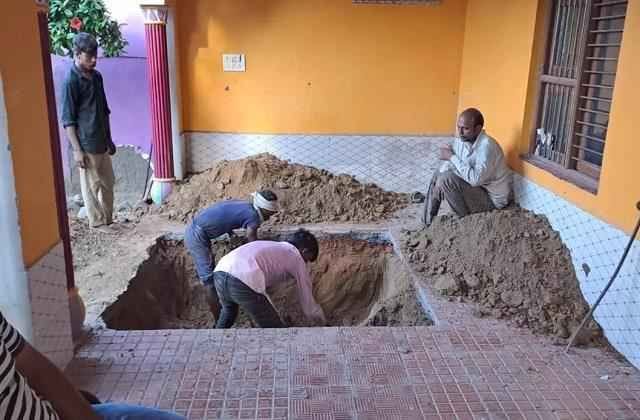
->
[[441, 131, 512, 208]]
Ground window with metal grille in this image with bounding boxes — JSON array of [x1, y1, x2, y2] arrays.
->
[[531, 0, 628, 192]]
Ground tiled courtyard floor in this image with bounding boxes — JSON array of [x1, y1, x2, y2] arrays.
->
[[66, 219, 640, 419], [67, 294, 640, 420]]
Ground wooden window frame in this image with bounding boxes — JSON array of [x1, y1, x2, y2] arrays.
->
[[523, 0, 628, 195]]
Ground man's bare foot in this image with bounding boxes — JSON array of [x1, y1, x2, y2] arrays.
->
[[91, 224, 118, 234]]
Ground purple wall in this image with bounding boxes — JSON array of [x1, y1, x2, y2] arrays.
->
[[53, 1, 151, 178]]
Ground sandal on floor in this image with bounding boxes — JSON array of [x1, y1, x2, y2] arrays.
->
[[410, 191, 425, 203]]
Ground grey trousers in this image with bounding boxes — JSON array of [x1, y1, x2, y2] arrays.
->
[[422, 170, 495, 226], [213, 271, 284, 328]]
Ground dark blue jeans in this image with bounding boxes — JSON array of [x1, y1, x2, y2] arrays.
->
[[93, 403, 185, 419], [184, 222, 215, 285], [213, 271, 284, 328]]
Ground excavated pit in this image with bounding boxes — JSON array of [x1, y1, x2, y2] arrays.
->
[[101, 233, 432, 330]]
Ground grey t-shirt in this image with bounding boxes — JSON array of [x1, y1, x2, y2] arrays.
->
[[193, 200, 262, 240]]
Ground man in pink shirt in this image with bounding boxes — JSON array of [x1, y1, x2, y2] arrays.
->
[[212, 229, 326, 328]]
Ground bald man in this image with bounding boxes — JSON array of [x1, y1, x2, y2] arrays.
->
[[422, 108, 512, 226]]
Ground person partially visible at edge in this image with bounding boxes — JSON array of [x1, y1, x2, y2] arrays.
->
[[421, 108, 512, 227], [212, 229, 327, 328], [184, 190, 279, 319], [0, 310, 185, 420], [61, 32, 118, 234]]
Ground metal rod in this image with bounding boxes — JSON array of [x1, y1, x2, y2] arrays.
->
[[583, 70, 617, 74], [580, 95, 612, 103], [550, 0, 563, 75], [565, 202, 640, 353], [577, 120, 608, 129], [592, 14, 625, 20], [578, 106, 609, 116], [581, 83, 614, 88], [566, 0, 578, 77], [593, 0, 627, 6], [572, 143, 604, 155], [590, 28, 623, 33]]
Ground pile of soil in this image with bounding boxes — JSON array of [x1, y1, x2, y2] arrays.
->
[[102, 236, 431, 330], [401, 208, 602, 344], [157, 153, 408, 224]]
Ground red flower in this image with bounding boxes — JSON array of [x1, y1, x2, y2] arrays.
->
[[69, 17, 83, 31]]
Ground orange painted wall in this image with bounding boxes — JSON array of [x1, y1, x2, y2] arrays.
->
[[458, 0, 640, 234], [176, 0, 467, 134], [457, 0, 540, 165], [0, 3, 60, 266]]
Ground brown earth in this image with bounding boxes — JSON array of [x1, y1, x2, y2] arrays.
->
[[401, 207, 603, 345], [101, 236, 431, 330], [155, 153, 408, 224]]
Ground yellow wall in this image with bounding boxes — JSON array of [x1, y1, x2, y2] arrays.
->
[[177, 0, 467, 134], [458, 0, 640, 234], [457, 0, 540, 165], [0, 3, 60, 266]]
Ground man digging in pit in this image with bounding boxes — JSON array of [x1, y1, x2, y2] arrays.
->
[[185, 190, 279, 317], [211, 229, 327, 328], [422, 108, 512, 227]]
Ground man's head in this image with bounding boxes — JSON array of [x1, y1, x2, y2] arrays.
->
[[254, 190, 278, 221], [288, 229, 319, 263], [72, 32, 98, 73], [457, 108, 484, 143]]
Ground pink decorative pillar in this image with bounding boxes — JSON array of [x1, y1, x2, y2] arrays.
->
[[142, 5, 174, 204]]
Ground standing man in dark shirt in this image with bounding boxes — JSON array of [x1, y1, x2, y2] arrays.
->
[[62, 33, 117, 234]]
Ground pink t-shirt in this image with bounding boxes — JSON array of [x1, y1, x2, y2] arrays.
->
[[214, 241, 325, 322]]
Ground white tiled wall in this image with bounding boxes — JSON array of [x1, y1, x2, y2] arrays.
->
[[514, 174, 640, 368], [185, 132, 445, 194], [28, 242, 74, 368], [185, 132, 640, 368]]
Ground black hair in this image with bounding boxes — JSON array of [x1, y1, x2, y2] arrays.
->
[[461, 107, 484, 128], [259, 189, 278, 201], [72, 32, 98, 57], [287, 229, 319, 261]]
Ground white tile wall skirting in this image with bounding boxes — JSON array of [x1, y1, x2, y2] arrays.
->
[[27, 241, 73, 369], [185, 132, 640, 369]]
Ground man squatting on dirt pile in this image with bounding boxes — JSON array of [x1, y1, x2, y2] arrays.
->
[[422, 108, 513, 226]]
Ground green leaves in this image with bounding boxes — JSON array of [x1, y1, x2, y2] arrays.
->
[[48, 0, 128, 58]]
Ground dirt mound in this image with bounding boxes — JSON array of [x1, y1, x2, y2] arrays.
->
[[158, 153, 408, 224], [401, 208, 602, 344]]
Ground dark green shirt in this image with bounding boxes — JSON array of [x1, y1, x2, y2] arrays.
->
[[61, 65, 112, 154]]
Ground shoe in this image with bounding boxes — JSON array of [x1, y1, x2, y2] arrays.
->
[[91, 224, 118, 235], [411, 191, 426, 203]]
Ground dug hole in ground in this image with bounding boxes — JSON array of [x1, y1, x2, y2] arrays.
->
[[70, 154, 604, 348]]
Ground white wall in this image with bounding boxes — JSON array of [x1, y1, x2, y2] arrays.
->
[[0, 74, 34, 341]]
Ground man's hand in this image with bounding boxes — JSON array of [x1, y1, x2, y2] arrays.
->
[[107, 142, 117, 156], [15, 341, 102, 420], [246, 226, 258, 242], [73, 150, 87, 169], [439, 144, 454, 161]]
